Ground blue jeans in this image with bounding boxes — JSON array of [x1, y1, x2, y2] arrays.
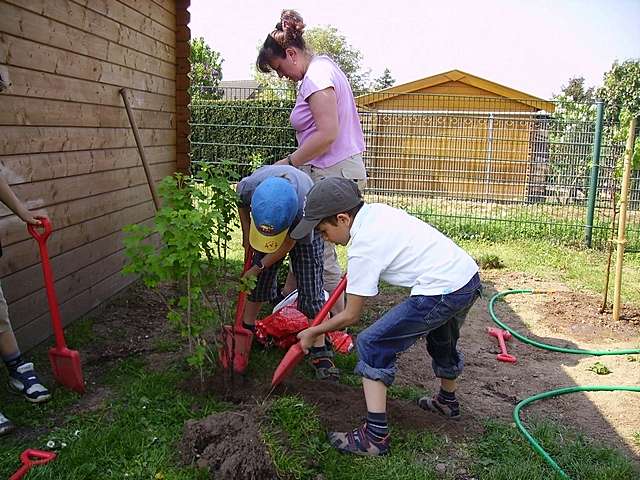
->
[[354, 273, 482, 386]]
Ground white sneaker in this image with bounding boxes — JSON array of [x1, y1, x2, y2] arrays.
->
[[8, 362, 52, 403], [0, 411, 14, 436]]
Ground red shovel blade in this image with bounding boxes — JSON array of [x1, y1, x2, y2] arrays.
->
[[9, 449, 56, 480], [271, 343, 304, 387], [49, 347, 85, 394], [219, 326, 253, 374]]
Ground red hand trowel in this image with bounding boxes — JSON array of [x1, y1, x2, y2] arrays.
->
[[220, 249, 254, 373], [9, 449, 57, 480], [28, 218, 85, 394], [271, 274, 347, 387]]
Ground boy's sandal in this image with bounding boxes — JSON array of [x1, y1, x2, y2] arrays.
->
[[417, 395, 461, 420], [309, 348, 340, 381], [328, 423, 390, 456]]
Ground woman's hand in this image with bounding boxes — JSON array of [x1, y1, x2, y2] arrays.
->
[[273, 157, 289, 166], [297, 327, 319, 354]]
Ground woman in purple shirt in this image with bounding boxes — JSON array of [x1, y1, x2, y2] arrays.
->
[[257, 9, 367, 313]]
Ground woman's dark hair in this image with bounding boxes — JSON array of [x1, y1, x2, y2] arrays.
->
[[257, 10, 307, 73]]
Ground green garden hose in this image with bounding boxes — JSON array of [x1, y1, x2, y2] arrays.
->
[[489, 289, 640, 356], [488, 289, 640, 480]]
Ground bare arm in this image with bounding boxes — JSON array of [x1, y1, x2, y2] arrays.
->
[[0, 176, 40, 225], [276, 88, 339, 166], [238, 205, 251, 251], [241, 233, 297, 279], [297, 293, 366, 353]]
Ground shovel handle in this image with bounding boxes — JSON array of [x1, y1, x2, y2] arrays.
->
[[9, 464, 31, 480], [309, 275, 348, 328], [27, 219, 67, 349], [235, 249, 254, 330], [26, 217, 52, 243]]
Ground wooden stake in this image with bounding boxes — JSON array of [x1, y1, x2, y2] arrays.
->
[[612, 116, 638, 321], [120, 88, 161, 211], [600, 188, 617, 313]]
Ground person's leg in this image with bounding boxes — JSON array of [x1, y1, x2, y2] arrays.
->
[[289, 237, 338, 379], [329, 296, 431, 456], [0, 284, 50, 403], [417, 312, 463, 419], [418, 274, 482, 419], [299, 159, 368, 316], [320, 240, 345, 314]]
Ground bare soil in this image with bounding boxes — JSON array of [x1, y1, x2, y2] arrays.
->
[[61, 270, 640, 478]]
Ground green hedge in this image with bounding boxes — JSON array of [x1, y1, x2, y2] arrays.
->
[[190, 98, 296, 177]]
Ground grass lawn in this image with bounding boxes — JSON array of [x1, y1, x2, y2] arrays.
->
[[1, 238, 638, 479]]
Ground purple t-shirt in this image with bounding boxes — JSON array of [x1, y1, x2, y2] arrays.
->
[[290, 56, 365, 169]]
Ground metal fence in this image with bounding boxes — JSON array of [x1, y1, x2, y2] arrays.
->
[[190, 88, 640, 250]]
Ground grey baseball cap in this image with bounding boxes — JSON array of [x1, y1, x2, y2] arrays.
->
[[290, 177, 363, 240]]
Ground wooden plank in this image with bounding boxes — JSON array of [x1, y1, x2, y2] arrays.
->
[[0, 97, 175, 129], [0, 126, 176, 156], [0, 34, 175, 96], [1, 146, 176, 184], [0, 163, 174, 241], [6, 66, 176, 112], [121, 0, 176, 31], [9, 232, 161, 326], [75, 0, 175, 45], [13, 267, 137, 351], [151, 0, 176, 15], [0, 200, 156, 277], [1, 217, 155, 303], [0, 3, 175, 80], [5, 0, 175, 62], [8, 247, 129, 328]]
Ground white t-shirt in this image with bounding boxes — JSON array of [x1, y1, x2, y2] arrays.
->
[[346, 204, 479, 297]]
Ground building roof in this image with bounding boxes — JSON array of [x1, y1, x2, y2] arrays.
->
[[219, 80, 260, 100], [357, 69, 555, 113]]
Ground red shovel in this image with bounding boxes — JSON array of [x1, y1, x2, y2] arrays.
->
[[271, 275, 347, 387], [220, 249, 254, 373], [28, 218, 86, 394], [9, 449, 57, 480], [487, 327, 517, 363]]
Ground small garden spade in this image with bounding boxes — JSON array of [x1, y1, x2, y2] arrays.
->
[[271, 274, 347, 387], [28, 218, 85, 394], [220, 249, 254, 373]]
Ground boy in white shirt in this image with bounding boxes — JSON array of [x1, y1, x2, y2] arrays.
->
[[291, 178, 481, 456]]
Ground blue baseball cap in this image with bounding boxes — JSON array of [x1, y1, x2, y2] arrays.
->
[[250, 176, 298, 253]]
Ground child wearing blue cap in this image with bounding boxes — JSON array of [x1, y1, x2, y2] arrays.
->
[[236, 165, 339, 380]]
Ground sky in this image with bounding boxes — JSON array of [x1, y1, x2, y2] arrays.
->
[[188, 0, 640, 100]]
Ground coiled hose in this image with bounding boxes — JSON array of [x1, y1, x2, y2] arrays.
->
[[488, 289, 640, 479]]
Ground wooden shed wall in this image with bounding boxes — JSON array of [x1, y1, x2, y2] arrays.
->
[[366, 114, 536, 200], [0, 0, 186, 350], [361, 83, 540, 201]]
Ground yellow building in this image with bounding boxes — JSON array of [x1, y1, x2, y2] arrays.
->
[[356, 70, 556, 202]]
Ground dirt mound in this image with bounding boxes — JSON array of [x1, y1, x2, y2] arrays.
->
[[180, 410, 277, 480]]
